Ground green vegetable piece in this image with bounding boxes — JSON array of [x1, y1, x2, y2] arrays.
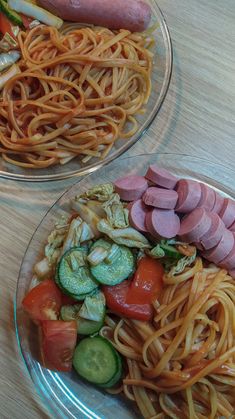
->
[[98, 352, 122, 388], [90, 239, 135, 285], [56, 247, 98, 297], [73, 336, 122, 385], [0, 0, 23, 26], [79, 290, 105, 322], [60, 302, 105, 335], [102, 193, 129, 228]]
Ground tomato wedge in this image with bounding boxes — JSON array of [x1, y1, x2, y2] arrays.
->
[[102, 280, 153, 322], [19, 14, 33, 29], [0, 13, 16, 38], [126, 256, 164, 305], [40, 320, 77, 372], [22, 279, 62, 324]]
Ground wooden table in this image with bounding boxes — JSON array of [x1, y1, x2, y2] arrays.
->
[[1, 1, 234, 418]]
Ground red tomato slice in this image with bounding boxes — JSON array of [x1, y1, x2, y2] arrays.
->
[[22, 279, 62, 324], [40, 320, 77, 372], [19, 14, 33, 29], [102, 280, 153, 322], [126, 256, 164, 305], [0, 13, 16, 38]]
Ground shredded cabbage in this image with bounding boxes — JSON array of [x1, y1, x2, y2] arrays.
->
[[102, 193, 129, 228], [97, 219, 151, 249]]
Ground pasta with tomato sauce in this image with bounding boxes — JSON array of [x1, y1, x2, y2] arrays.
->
[[100, 259, 235, 418], [0, 24, 153, 168]]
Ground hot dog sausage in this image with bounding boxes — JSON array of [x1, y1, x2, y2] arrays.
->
[[175, 179, 202, 213], [178, 208, 211, 243], [197, 184, 216, 212], [146, 208, 180, 239], [128, 199, 148, 233], [219, 239, 235, 270], [212, 192, 224, 214], [198, 212, 225, 250], [114, 175, 148, 201], [142, 187, 178, 209], [203, 229, 235, 264], [145, 165, 178, 189], [219, 198, 235, 228], [38, 0, 152, 32]]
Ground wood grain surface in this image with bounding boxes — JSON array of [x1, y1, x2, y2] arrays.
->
[[0, 1, 235, 418]]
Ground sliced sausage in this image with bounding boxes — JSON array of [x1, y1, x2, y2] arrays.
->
[[219, 239, 235, 270], [219, 198, 235, 227], [128, 199, 148, 233], [197, 184, 216, 212], [145, 209, 180, 239], [114, 175, 148, 201], [142, 187, 178, 209], [178, 208, 211, 243], [38, 0, 152, 32], [212, 192, 224, 214], [198, 212, 225, 250], [175, 179, 202, 213], [229, 269, 235, 278], [229, 220, 235, 232], [145, 165, 178, 189], [203, 229, 235, 264]]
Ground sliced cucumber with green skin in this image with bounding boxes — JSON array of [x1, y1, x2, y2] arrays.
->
[[73, 336, 122, 385], [60, 303, 105, 336], [0, 0, 23, 26], [98, 351, 122, 388], [56, 247, 98, 297], [89, 239, 135, 286]]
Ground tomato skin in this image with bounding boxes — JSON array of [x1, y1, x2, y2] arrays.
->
[[22, 279, 62, 324], [19, 14, 33, 29], [102, 280, 153, 322], [126, 256, 164, 305], [0, 13, 16, 38], [40, 320, 77, 372]]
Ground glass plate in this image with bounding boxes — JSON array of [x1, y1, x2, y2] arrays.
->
[[0, 1, 172, 182], [15, 153, 235, 419]]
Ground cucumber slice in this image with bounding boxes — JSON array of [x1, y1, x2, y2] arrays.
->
[[56, 247, 98, 297], [98, 351, 122, 388], [60, 300, 105, 336], [0, 0, 23, 26], [89, 239, 135, 286], [73, 336, 122, 385]]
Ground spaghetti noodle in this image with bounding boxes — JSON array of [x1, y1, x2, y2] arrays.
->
[[100, 260, 235, 418], [0, 24, 153, 168]]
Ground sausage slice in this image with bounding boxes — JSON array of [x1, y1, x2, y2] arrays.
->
[[197, 184, 216, 211], [145, 165, 178, 189], [229, 221, 235, 232], [219, 239, 235, 270], [199, 212, 225, 250], [38, 0, 152, 32], [219, 198, 235, 227], [175, 179, 202, 213], [212, 192, 224, 214], [114, 175, 148, 201], [142, 187, 178, 209], [178, 208, 212, 243], [128, 199, 148, 233], [203, 229, 235, 264], [146, 209, 180, 239]]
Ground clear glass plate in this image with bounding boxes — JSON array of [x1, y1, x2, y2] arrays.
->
[[15, 153, 235, 419], [0, 1, 172, 182]]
